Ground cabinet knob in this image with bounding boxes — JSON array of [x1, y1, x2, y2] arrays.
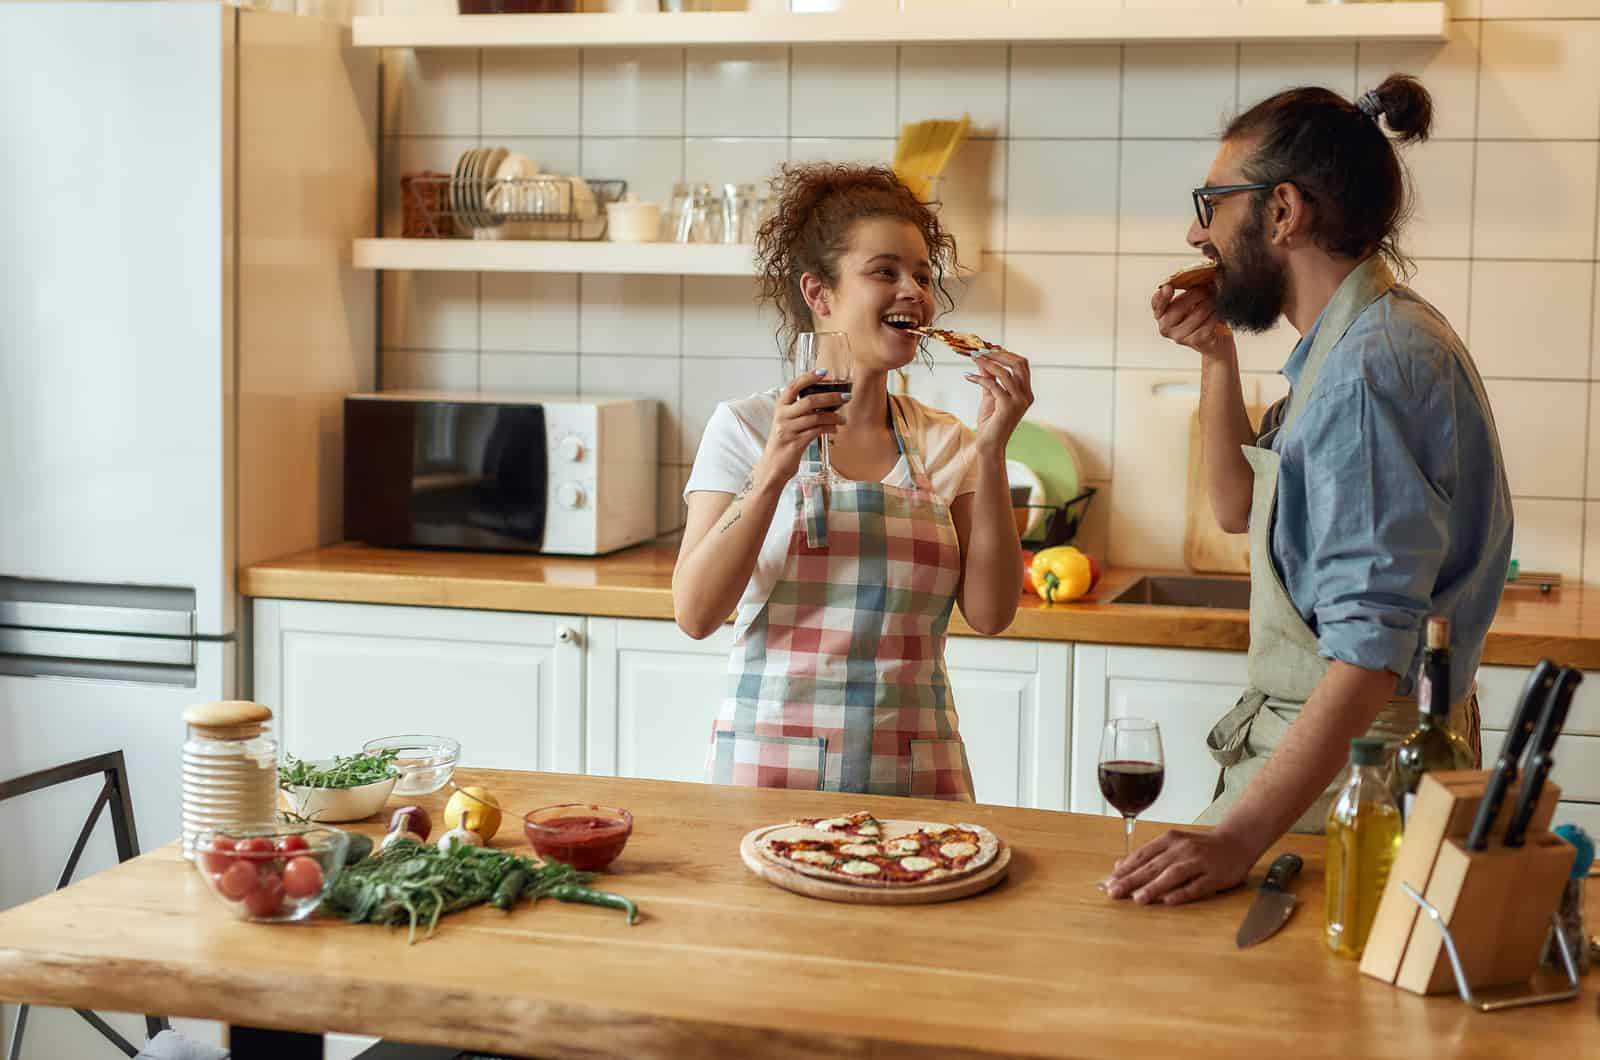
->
[[556, 626, 581, 645], [558, 435, 585, 462]]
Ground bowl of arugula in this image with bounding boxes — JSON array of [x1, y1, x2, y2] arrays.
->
[[278, 748, 400, 823]]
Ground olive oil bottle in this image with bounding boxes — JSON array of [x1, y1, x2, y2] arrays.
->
[[1326, 737, 1403, 960], [1389, 615, 1475, 821]]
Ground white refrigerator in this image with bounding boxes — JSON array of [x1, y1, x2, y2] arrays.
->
[[0, 3, 375, 1055]]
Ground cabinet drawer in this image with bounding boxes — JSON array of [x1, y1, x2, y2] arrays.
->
[[1474, 664, 1598, 735], [1481, 728, 1600, 803]]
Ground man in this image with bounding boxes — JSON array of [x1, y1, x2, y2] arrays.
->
[[1108, 75, 1513, 906]]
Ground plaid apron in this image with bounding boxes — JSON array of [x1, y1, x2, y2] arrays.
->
[[708, 396, 975, 800]]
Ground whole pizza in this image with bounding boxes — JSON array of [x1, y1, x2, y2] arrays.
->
[[756, 812, 1001, 889]]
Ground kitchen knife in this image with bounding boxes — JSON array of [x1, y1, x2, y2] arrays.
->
[[1502, 666, 1584, 848], [1464, 659, 1559, 851], [1235, 853, 1303, 949]]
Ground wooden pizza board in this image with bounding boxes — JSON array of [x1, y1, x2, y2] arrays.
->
[[1182, 405, 1259, 575], [739, 819, 1011, 906]]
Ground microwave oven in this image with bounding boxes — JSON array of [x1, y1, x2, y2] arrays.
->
[[344, 392, 658, 555]]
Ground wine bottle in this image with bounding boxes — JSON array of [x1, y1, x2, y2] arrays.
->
[[1389, 615, 1475, 820]]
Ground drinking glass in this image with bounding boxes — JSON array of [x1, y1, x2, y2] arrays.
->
[[793, 331, 853, 481], [1098, 717, 1165, 861]]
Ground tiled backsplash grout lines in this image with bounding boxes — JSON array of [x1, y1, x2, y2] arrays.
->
[[378, 14, 1600, 580]]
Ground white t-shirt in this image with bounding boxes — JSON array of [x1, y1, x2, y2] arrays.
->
[[684, 389, 979, 638]]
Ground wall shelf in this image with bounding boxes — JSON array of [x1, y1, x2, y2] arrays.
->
[[353, 238, 758, 276], [352, 5, 1448, 49]]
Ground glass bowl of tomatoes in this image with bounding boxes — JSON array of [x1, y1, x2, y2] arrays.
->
[[193, 824, 349, 923]]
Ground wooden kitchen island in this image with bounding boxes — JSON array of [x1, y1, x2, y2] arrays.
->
[[0, 770, 1592, 1059]]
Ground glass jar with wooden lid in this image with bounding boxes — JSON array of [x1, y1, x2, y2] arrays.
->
[[180, 700, 278, 861]]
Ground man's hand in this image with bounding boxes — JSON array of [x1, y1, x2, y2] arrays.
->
[[1105, 828, 1260, 905]]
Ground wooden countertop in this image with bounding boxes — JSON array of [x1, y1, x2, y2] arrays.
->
[[240, 540, 1600, 667], [0, 769, 1592, 1059]]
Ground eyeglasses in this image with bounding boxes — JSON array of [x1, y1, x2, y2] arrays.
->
[[1191, 183, 1273, 229]]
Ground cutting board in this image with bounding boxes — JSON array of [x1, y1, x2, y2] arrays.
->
[[1182, 406, 1261, 575], [739, 819, 1011, 906]]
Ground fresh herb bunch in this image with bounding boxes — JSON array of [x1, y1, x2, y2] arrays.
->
[[279, 748, 401, 790], [326, 838, 637, 943]]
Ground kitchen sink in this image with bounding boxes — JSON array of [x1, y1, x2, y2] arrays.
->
[[1107, 575, 1251, 611]]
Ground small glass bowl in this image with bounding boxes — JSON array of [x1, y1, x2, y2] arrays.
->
[[361, 734, 461, 796], [522, 804, 632, 872], [193, 824, 349, 923]]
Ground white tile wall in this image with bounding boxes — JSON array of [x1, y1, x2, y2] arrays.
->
[[791, 46, 898, 139], [1237, 43, 1357, 104], [1002, 255, 1116, 368], [685, 48, 789, 138], [379, 14, 1600, 572], [1121, 44, 1237, 139], [1472, 141, 1600, 261], [482, 50, 581, 138], [1477, 20, 1600, 141], [1009, 46, 1121, 139], [1005, 140, 1119, 252], [1486, 379, 1589, 499], [1467, 262, 1593, 379]]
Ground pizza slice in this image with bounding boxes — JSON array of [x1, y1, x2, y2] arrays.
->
[[790, 810, 883, 838]]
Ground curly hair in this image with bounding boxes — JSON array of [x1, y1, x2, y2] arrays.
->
[[754, 162, 958, 363]]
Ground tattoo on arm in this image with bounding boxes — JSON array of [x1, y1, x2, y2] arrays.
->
[[716, 477, 754, 535]]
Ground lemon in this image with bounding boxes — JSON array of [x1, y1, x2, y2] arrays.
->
[[444, 786, 502, 841]]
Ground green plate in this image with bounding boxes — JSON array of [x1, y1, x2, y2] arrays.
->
[[1005, 421, 1079, 510]]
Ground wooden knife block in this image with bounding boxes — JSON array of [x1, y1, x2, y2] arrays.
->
[[1360, 770, 1569, 996]]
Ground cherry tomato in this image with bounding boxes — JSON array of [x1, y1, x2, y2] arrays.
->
[[243, 872, 284, 918], [217, 861, 258, 901], [276, 835, 309, 854], [281, 856, 324, 899], [235, 837, 276, 861], [200, 836, 236, 874]]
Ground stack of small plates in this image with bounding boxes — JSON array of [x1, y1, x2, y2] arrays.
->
[[451, 145, 508, 233]]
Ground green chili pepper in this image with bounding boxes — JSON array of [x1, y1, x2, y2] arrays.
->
[[547, 882, 638, 925], [492, 869, 527, 911]]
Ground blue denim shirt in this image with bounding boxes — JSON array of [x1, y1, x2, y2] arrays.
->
[[1264, 283, 1513, 702]]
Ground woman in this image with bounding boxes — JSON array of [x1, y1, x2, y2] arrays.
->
[[673, 163, 1033, 801]]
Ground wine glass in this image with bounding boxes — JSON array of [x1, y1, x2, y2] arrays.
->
[[793, 331, 853, 481], [1098, 718, 1165, 863]]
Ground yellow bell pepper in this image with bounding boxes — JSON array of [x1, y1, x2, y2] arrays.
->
[[1030, 546, 1093, 604]]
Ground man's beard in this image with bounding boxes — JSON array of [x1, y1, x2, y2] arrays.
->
[[1212, 204, 1287, 334]]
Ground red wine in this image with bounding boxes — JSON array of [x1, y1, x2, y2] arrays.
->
[[1098, 760, 1164, 816], [798, 381, 853, 401]]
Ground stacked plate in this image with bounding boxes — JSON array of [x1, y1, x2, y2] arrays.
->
[[451, 145, 509, 232]]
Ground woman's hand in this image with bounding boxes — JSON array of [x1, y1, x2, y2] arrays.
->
[[1152, 283, 1237, 360], [754, 369, 848, 488], [967, 348, 1033, 458]]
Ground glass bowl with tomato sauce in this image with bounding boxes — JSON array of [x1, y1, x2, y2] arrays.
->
[[522, 804, 632, 871], [193, 824, 349, 923]]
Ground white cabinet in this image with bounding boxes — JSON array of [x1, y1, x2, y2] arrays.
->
[[945, 637, 1070, 810], [582, 618, 1070, 809], [253, 600, 1074, 809], [1071, 645, 1247, 825], [1475, 664, 1600, 825], [253, 600, 585, 773], [584, 617, 735, 785]]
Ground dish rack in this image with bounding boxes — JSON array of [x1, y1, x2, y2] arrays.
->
[[400, 174, 628, 240]]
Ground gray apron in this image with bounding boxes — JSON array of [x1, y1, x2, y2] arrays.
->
[[1196, 256, 1481, 834]]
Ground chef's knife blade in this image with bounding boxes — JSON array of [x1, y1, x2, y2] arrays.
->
[[1503, 666, 1584, 848], [1235, 853, 1304, 949], [1465, 659, 1559, 851]]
